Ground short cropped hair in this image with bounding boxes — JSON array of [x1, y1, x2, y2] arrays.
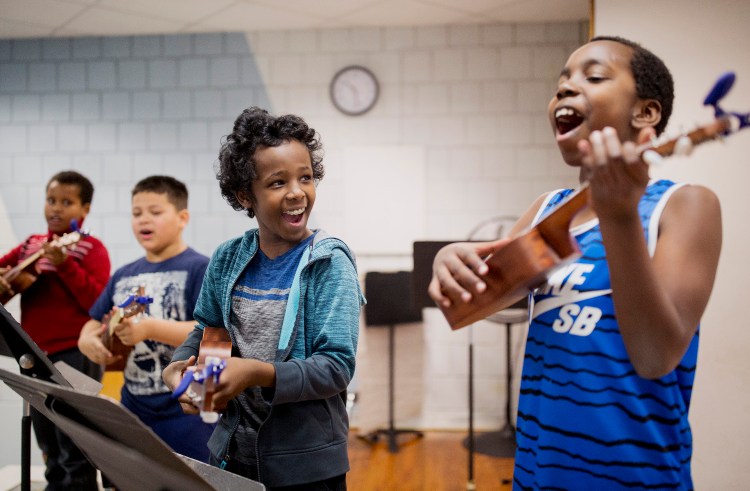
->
[[591, 36, 674, 135], [216, 107, 324, 218], [131, 175, 188, 210], [47, 170, 94, 205]]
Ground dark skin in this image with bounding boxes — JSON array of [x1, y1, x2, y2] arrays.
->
[[0, 181, 89, 296], [163, 141, 316, 413], [429, 40, 722, 379]]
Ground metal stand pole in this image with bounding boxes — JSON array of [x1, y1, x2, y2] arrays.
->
[[21, 400, 31, 491], [360, 323, 423, 452], [463, 321, 516, 458], [467, 338, 475, 490]]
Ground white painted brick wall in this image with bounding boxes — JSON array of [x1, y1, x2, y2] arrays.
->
[[0, 23, 586, 442]]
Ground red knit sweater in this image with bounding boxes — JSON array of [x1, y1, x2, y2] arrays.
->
[[0, 231, 110, 355]]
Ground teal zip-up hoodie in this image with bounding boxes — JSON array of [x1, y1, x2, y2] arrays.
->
[[172, 229, 364, 487]]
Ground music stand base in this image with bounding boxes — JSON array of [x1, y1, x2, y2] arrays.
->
[[463, 425, 516, 458], [359, 427, 424, 453]]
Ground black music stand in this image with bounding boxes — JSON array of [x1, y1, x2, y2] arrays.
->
[[361, 271, 424, 453], [0, 368, 264, 491], [0, 304, 102, 491]]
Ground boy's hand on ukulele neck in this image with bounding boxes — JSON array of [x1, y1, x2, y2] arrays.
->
[[41, 238, 69, 266], [579, 126, 653, 223], [114, 316, 150, 346], [165, 356, 201, 414]]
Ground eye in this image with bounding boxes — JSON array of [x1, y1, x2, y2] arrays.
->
[[300, 174, 312, 183], [62, 199, 72, 206], [586, 73, 607, 83]]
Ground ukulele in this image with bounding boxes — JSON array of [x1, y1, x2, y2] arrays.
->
[[0, 230, 85, 305], [440, 73, 750, 330], [100, 286, 153, 371], [172, 327, 231, 422]]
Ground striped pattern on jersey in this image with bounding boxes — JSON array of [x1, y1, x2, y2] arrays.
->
[[513, 180, 698, 490], [20, 234, 96, 273]]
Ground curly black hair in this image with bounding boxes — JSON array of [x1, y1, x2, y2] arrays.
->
[[590, 36, 674, 135], [216, 107, 324, 218]]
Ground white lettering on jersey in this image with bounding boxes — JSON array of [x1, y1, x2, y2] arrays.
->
[[553, 305, 602, 335], [533, 262, 610, 337]]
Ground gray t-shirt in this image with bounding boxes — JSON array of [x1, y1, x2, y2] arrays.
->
[[229, 234, 314, 465]]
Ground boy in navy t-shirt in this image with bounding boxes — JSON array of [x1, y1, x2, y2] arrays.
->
[[78, 175, 213, 461]]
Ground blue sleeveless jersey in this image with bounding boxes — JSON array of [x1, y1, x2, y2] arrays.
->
[[513, 180, 698, 490]]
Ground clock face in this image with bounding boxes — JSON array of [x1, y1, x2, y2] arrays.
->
[[330, 65, 379, 116]]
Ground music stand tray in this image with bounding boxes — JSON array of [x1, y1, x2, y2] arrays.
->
[[0, 368, 264, 491]]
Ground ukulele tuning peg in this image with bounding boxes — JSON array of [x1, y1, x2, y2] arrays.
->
[[674, 135, 694, 156], [642, 149, 665, 167]]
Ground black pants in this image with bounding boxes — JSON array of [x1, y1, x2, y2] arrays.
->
[[30, 348, 102, 491], [209, 454, 347, 491]]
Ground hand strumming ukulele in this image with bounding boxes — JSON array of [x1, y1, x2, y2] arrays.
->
[[440, 72, 750, 330], [172, 327, 232, 423], [100, 286, 153, 371], [1, 228, 85, 305]]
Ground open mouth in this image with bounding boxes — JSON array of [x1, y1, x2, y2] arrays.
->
[[139, 229, 154, 239], [554, 107, 584, 135], [283, 207, 305, 224]]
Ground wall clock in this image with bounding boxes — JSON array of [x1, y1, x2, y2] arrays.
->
[[330, 65, 379, 116]]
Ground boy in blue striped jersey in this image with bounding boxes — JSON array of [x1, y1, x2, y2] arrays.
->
[[429, 36, 721, 489]]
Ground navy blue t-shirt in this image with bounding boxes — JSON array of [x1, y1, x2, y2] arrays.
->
[[89, 247, 209, 397]]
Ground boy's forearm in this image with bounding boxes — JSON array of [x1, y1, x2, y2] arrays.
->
[[599, 214, 686, 378], [146, 319, 197, 347]]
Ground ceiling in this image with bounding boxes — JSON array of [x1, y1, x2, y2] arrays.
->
[[0, 0, 589, 39]]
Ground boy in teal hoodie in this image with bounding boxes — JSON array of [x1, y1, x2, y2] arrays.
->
[[164, 107, 364, 490]]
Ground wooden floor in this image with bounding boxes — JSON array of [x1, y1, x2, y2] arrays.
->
[[347, 431, 514, 490]]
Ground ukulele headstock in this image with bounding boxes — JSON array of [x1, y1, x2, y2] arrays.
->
[[118, 285, 153, 318], [640, 72, 749, 166]]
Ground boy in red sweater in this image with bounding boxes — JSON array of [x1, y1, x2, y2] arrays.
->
[[0, 170, 110, 490]]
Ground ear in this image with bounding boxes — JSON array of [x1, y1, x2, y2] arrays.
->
[[631, 99, 662, 130], [236, 191, 252, 211], [80, 202, 91, 219], [178, 208, 190, 229]]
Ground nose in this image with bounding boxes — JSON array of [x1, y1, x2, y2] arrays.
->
[[556, 79, 578, 100], [286, 183, 304, 200]]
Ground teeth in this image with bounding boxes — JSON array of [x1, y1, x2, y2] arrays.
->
[[284, 208, 305, 216], [555, 107, 576, 119]]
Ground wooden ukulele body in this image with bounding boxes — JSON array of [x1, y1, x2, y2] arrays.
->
[[0, 270, 37, 305], [100, 286, 150, 371], [100, 309, 133, 371], [440, 191, 585, 329], [190, 327, 231, 414], [1, 231, 83, 305]]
